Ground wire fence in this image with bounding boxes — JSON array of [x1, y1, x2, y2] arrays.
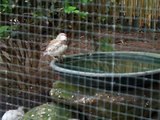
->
[[0, 0, 160, 120]]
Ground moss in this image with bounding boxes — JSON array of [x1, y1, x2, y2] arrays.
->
[[22, 103, 72, 120]]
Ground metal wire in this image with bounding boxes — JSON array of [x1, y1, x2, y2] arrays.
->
[[0, 0, 159, 120]]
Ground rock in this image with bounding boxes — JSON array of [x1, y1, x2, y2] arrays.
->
[[22, 103, 73, 120], [50, 81, 159, 120], [2, 107, 24, 120]]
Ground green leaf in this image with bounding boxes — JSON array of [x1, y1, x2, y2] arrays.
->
[[98, 38, 114, 52], [79, 11, 88, 17], [0, 25, 18, 38], [81, 0, 88, 3], [74, 10, 80, 14], [81, 0, 93, 3], [1, 0, 12, 13], [64, 6, 77, 14], [0, 26, 10, 34], [0, 26, 11, 38]]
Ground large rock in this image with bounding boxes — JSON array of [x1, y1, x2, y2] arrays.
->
[[50, 81, 159, 120], [22, 103, 73, 120]]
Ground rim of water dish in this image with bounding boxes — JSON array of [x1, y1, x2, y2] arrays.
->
[[50, 51, 160, 77]]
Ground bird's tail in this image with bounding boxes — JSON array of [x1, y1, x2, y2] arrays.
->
[[17, 106, 24, 111]]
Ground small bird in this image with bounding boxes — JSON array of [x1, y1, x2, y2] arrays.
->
[[43, 33, 68, 61], [2, 106, 24, 120]]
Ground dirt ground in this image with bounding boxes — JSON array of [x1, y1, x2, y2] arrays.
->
[[66, 30, 160, 54]]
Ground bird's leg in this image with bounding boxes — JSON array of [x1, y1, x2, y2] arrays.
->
[[59, 55, 66, 62], [53, 57, 59, 61], [59, 55, 63, 62], [62, 55, 66, 58]]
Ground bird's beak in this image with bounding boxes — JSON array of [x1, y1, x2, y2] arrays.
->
[[61, 40, 67, 44]]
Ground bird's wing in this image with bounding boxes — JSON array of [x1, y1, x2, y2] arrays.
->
[[45, 40, 65, 52], [48, 39, 59, 46]]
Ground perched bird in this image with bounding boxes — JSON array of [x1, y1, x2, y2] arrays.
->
[[43, 33, 68, 61], [2, 106, 24, 120]]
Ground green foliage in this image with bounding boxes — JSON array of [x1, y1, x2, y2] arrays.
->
[[64, 0, 92, 18], [50, 81, 96, 100], [0, 26, 11, 38], [64, 6, 77, 14], [0, 1, 19, 38], [0, 25, 19, 38], [81, 0, 93, 3], [98, 37, 114, 52], [0, 0, 13, 13], [22, 103, 72, 120], [64, 5, 88, 18]]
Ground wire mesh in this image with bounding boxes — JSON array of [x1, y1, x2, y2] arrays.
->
[[0, 0, 160, 120]]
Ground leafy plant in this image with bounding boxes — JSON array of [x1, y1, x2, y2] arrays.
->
[[0, 25, 19, 38], [0, 26, 11, 38], [81, 0, 93, 3], [64, 5, 88, 18], [64, 0, 92, 18], [97, 37, 114, 52], [0, 0, 14, 13]]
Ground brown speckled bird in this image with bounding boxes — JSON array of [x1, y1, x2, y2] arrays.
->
[[43, 33, 68, 60]]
